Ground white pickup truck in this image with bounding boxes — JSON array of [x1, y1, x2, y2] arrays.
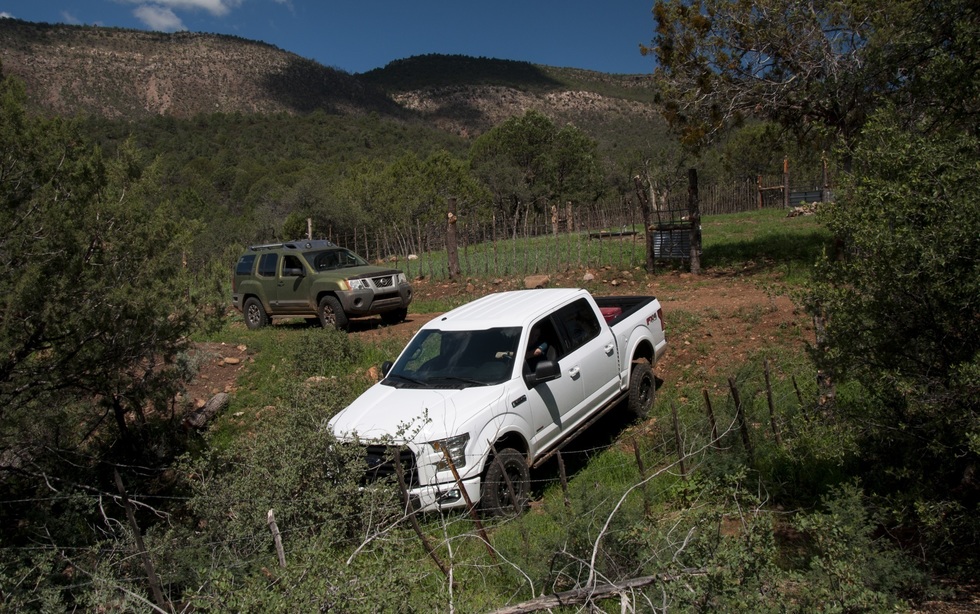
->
[[329, 288, 667, 514]]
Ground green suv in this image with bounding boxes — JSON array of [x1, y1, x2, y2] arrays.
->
[[232, 240, 413, 330]]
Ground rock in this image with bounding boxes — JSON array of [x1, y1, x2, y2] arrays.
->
[[524, 274, 550, 289], [582, 272, 595, 282], [223, 357, 241, 365]]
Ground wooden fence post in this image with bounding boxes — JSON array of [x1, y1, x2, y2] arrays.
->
[[728, 377, 754, 464], [687, 168, 701, 275], [394, 458, 455, 585], [267, 509, 286, 568], [440, 446, 496, 563], [446, 196, 461, 280], [783, 158, 790, 209], [671, 403, 688, 480], [557, 450, 572, 510], [763, 360, 783, 446], [631, 438, 652, 517], [703, 388, 719, 448], [113, 469, 169, 613]]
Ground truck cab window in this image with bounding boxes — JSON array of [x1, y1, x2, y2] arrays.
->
[[556, 298, 601, 353]]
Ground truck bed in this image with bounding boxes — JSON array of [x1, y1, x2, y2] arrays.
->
[[592, 295, 658, 327]]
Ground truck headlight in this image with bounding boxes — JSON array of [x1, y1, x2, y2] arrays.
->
[[347, 278, 370, 290], [431, 434, 470, 471], [397, 272, 408, 285]]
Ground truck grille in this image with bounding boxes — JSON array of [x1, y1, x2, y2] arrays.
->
[[372, 275, 395, 288], [363, 445, 418, 487]]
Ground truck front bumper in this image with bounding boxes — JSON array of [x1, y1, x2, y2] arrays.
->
[[408, 476, 483, 513], [336, 284, 413, 317]]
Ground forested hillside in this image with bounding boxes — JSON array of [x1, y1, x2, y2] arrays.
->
[[0, 18, 662, 140], [0, 19, 400, 119]]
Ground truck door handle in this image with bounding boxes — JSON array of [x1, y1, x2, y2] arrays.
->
[[604, 344, 615, 355], [568, 366, 581, 379]]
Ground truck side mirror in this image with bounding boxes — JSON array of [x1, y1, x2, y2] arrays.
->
[[524, 359, 560, 387], [381, 361, 393, 377]]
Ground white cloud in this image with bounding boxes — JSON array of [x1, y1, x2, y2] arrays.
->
[[120, 0, 242, 18], [133, 5, 186, 31], [0, 12, 14, 19], [61, 11, 83, 25]]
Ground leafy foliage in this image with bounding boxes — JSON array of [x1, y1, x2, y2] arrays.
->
[[470, 111, 604, 222], [806, 112, 980, 560], [648, 0, 980, 148]]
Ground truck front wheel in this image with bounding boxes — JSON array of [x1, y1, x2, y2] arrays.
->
[[243, 297, 268, 330], [318, 296, 349, 331], [480, 448, 529, 516], [627, 360, 655, 420]]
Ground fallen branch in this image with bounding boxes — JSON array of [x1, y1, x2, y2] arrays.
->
[[489, 568, 707, 614]]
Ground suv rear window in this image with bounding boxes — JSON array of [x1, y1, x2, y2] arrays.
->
[[235, 254, 255, 276], [257, 253, 278, 277]]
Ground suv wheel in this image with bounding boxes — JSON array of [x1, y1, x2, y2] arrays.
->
[[317, 296, 349, 331], [244, 297, 268, 330]]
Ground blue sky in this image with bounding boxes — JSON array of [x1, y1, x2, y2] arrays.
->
[[0, 1, 658, 75]]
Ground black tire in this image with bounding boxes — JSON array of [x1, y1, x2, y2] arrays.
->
[[380, 307, 408, 326], [317, 295, 349, 331], [243, 297, 268, 330], [627, 360, 655, 420], [480, 447, 530, 516]]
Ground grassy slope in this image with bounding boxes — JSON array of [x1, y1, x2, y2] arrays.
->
[[195, 209, 884, 610]]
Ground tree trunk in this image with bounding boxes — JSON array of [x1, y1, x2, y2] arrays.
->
[[688, 168, 701, 275], [183, 392, 230, 430], [446, 197, 461, 280]]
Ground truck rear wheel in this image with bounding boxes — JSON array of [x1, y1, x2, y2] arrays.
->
[[480, 448, 529, 516], [627, 360, 655, 420], [243, 297, 268, 330], [318, 296, 349, 331]]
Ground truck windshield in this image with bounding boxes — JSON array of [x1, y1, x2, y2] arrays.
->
[[384, 327, 521, 389], [303, 248, 368, 271]]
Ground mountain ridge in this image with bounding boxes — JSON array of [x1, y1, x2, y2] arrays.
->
[[0, 18, 662, 137]]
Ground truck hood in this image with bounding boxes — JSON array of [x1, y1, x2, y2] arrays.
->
[[329, 383, 504, 444]]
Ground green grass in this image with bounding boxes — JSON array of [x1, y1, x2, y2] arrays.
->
[[396, 208, 831, 285]]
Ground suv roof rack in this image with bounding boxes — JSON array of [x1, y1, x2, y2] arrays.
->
[[248, 239, 338, 252]]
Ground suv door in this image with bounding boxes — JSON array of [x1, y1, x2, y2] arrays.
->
[[276, 254, 312, 314], [256, 253, 279, 310]]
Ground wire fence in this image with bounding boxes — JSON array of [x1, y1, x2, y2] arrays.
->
[[321, 177, 830, 281], [1, 356, 821, 611]]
